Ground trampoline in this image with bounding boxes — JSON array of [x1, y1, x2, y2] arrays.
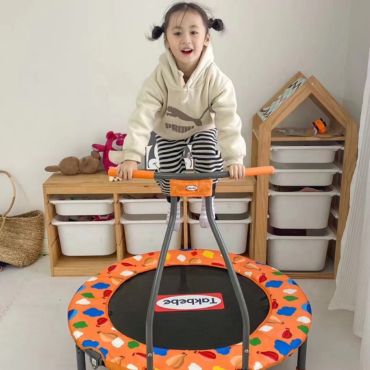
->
[[68, 168, 311, 370]]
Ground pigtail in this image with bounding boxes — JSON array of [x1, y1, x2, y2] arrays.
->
[[149, 24, 165, 40], [208, 18, 224, 32]]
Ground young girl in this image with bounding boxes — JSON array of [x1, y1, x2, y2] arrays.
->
[[119, 2, 246, 228]]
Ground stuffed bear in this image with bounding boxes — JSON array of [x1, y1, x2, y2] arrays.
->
[[45, 151, 101, 175], [92, 131, 127, 172]]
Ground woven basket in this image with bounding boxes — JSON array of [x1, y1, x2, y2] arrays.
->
[[0, 171, 44, 267]]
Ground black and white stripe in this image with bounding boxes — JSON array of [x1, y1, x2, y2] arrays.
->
[[155, 128, 224, 196], [257, 77, 307, 121]]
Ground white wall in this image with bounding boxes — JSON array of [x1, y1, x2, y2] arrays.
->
[[0, 0, 351, 215], [343, 0, 370, 121]]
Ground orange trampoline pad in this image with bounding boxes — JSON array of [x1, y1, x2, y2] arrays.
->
[[68, 250, 311, 369]]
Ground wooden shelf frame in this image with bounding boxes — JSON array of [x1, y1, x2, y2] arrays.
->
[[43, 172, 256, 276], [251, 72, 358, 278]]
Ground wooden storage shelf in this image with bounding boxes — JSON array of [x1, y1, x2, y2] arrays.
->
[[43, 172, 256, 276], [253, 129, 345, 143], [53, 254, 118, 276], [251, 71, 358, 278], [270, 127, 345, 142], [271, 135, 345, 142]]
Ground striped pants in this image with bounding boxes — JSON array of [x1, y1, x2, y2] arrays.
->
[[155, 128, 224, 196]]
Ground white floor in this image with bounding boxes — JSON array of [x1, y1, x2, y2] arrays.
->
[[0, 256, 361, 370]]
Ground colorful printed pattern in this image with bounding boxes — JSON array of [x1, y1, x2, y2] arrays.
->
[[68, 250, 312, 370]]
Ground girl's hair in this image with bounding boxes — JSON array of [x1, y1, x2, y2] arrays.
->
[[149, 2, 224, 41]]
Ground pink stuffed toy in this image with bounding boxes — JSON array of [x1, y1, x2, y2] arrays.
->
[[92, 131, 127, 172]]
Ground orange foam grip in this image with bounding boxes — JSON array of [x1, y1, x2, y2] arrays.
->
[[107, 167, 155, 179], [132, 170, 155, 179], [244, 166, 275, 177], [108, 167, 119, 177]]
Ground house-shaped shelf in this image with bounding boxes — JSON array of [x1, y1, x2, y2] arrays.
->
[[251, 71, 358, 278]]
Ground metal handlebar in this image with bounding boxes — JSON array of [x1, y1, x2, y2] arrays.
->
[[108, 166, 275, 180]]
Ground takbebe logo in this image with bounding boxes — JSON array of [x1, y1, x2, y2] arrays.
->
[[155, 293, 224, 312], [185, 185, 198, 191]]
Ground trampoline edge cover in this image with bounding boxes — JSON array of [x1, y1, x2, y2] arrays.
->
[[68, 250, 312, 370]]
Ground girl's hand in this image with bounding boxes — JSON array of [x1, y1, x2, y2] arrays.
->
[[228, 164, 245, 180], [118, 160, 138, 180]]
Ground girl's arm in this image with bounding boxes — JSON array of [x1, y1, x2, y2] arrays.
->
[[211, 78, 246, 176], [122, 72, 164, 164]]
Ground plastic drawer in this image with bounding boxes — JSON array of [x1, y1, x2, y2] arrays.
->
[[269, 186, 339, 229], [188, 196, 251, 215], [120, 215, 182, 254], [120, 198, 182, 215], [188, 214, 251, 254], [270, 162, 341, 186], [52, 216, 115, 256], [267, 228, 335, 271], [50, 195, 114, 216], [270, 142, 343, 163]]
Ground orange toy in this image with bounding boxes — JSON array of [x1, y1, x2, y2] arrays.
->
[[312, 118, 327, 135]]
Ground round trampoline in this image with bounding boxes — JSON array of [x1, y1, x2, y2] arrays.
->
[[68, 167, 311, 370], [68, 250, 311, 370]]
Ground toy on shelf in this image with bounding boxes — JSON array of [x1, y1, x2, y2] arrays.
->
[[92, 131, 127, 172], [45, 151, 100, 175], [312, 118, 327, 135]]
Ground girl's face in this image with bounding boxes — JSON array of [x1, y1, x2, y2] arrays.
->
[[165, 10, 210, 76]]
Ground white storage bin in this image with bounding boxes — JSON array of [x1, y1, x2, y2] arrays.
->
[[52, 216, 115, 256], [121, 215, 182, 254], [120, 198, 181, 216], [188, 196, 251, 215], [50, 195, 114, 216], [270, 142, 343, 163], [269, 186, 339, 229], [267, 228, 335, 271], [270, 162, 341, 186], [188, 214, 251, 254]]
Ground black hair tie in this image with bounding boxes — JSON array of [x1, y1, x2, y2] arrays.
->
[[209, 18, 224, 31], [152, 25, 164, 40]]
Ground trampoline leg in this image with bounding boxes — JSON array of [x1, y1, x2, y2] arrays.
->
[[145, 196, 178, 370], [76, 345, 86, 370], [297, 339, 308, 370], [205, 197, 250, 370]]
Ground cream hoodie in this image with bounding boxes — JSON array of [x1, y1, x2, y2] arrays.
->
[[122, 45, 246, 166]]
